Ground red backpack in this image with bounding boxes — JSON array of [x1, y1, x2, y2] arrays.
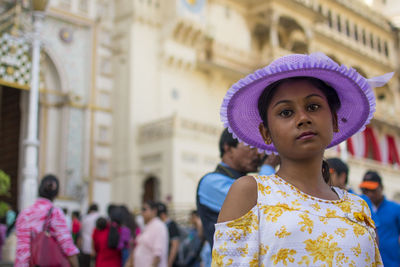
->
[[30, 207, 70, 267]]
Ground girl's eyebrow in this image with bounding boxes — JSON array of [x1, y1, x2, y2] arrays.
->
[[272, 93, 325, 108]]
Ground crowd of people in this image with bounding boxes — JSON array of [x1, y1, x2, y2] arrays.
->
[[12, 174, 208, 267]]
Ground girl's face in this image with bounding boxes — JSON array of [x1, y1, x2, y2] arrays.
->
[[259, 79, 337, 160], [141, 203, 156, 224]]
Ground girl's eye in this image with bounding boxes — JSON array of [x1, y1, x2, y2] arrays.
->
[[279, 110, 293, 117], [308, 104, 320, 111]]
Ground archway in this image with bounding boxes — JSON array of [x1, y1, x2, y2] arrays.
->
[[142, 176, 160, 203], [278, 16, 309, 53]]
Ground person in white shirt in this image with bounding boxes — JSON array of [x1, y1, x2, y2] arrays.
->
[[79, 203, 100, 267]]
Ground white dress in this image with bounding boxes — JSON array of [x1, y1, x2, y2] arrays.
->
[[212, 174, 382, 267]]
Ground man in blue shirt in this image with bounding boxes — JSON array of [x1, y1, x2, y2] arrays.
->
[[360, 170, 400, 267], [196, 128, 279, 248]]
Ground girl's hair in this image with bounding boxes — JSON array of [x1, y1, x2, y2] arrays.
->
[[257, 77, 341, 184], [96, 217, 107, 230], [144, 200, 158, 211], [38, 174, 60, 201], [108, 206, 123, 249], [120, 205, 139, 238]]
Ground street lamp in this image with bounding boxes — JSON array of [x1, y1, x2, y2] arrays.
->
[[21, 0, 49, 210]]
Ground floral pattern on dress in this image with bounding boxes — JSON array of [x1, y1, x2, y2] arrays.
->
[[211, 175, 383, 267]]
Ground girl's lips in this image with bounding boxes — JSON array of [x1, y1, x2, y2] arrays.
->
[[297, 132, 316, 140]]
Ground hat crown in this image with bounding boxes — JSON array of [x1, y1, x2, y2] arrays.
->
[[268, 53, 339, 70]]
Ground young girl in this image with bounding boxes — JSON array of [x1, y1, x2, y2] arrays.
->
[[212, 53, 393, 266]]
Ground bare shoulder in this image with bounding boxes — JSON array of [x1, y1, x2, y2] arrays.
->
[[217, 175, 258, 223]]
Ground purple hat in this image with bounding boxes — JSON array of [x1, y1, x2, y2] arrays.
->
[[220, 52, 394, 153]]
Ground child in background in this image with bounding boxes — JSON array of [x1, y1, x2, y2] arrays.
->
[[212, 52, 393, 266], [71, 210, 81, 244], [92, 217, 121, 267]]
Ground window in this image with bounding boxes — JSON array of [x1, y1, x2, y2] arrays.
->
[[337, 14, 342, 32], [328, 10, 332, 28], [384, 41, 389, 57], [377, 37, 381, 53], [362, 29, 366, 45], [370, 33, 374, 49], [354, 24, 358, 41], [345, 20, 350, 37]]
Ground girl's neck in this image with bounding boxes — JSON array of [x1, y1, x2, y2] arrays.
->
[[276, 155, 338, 200]]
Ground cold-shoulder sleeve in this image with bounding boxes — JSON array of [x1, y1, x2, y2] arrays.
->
[[212, 205, 261, 266]]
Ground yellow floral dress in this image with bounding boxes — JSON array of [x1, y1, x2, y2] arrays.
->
[[212, 174, 382, 267]]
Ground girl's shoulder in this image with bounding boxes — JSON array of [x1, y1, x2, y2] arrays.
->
[[217, 175, 257, 223]]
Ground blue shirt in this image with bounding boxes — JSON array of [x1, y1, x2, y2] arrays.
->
[[373, 197, 400, 267], [358, 194, 381, 228], [198, 163, 275, 212]]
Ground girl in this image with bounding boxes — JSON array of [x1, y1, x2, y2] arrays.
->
[[212, 53, 393, 266], [92, 215, 122, 267]]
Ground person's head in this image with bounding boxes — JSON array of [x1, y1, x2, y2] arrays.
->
[[258, 77, 341, 182], [38, 174, 60, 201], [326, 158, 349, 189], [107, 204, 117, 218], [72, 210, 80, 220], [360, 171, 384, 206], [142, 201, 158, 224], [219, 128, 263, 174], [157, 202, 168, 221], [190, 210, 199, 225], [62, 208, 68, 215], [88, 203, 98, 214], [109, 206, 123, 226], [96, 217, 107, 230]]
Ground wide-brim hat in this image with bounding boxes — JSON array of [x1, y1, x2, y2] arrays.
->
[[220, 52, 393, 153]]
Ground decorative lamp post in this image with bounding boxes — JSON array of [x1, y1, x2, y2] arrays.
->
[[21, 0, 49, 210]]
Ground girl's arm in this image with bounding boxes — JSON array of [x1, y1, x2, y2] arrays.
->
[[217, 175, 258, 223]]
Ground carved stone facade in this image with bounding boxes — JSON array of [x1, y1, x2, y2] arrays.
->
[[0, 0, 115, 213], [112, 0, 400, 213]]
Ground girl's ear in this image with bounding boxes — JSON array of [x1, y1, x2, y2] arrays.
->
[[332, 113, 339, 133], [259, 123, 272, 144]]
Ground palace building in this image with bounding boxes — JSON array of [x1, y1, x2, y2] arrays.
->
[[1, 0, 400, 214], [0, 0, 115, 213]]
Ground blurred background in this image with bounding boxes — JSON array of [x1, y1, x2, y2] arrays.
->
[[1, 0, 400, 219]]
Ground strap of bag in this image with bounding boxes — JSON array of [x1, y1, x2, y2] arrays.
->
[[42, 206, 54, 233]]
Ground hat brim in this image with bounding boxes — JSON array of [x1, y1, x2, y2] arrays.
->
[[220, 53, 375, 153], [359, 181, 380, 190]]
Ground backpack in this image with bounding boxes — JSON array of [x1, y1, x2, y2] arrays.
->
[[175, 227, 204, 267]]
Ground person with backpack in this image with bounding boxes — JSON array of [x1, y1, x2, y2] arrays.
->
[[92, 216, 121, 267], [175, 210, 204, 267], [15, 174, 79, 267], [157, 202, 180, 267]]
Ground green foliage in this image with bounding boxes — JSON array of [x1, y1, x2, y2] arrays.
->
[[0, 170, 10, 196], [0, 170, 11, 218]]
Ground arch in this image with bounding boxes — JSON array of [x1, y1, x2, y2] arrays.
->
[[41, 46, 69, 94], [38, 50, 69, 194], [142, 176, 160, 203], [277, 16, 309, 53]]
